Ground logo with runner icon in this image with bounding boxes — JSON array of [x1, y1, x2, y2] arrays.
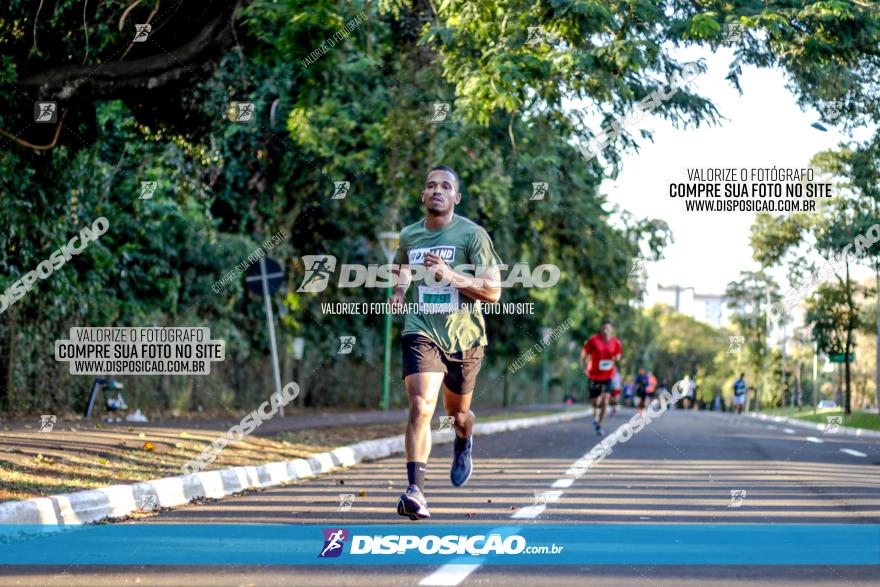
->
[[530, 182, 548, 200], [297, 255, 337, 292], [823, 415, 842, 434], [728, 489, 747, 508], [629, 257, 648, 280], [727, 336, 744, 354], [337, 494, 355, 512], [431, 102, 450, 122], [337, 336, 356, 355], [319, 528, 348, 558], [437, 416, 455, 434], [39, 415, 57, 432], [332, 181, 350, 200]]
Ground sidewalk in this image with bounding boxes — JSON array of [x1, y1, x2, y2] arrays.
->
[[746, 411, 880, 439], [0, 404, 574, 502], [0, 405, 593, 524]]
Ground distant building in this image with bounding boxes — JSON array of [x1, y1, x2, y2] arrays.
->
[[650, 284, 739, 329]]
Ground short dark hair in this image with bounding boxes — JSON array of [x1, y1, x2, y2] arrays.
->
[[427, 165, 460, 191], [601, 318, 613, 326]]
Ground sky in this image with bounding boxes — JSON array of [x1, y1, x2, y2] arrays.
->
[[591, 45, 874, 301]]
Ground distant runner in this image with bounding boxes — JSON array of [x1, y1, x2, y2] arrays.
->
[[390, 165, 503, 520], [609, 371, 622, 416], [623, 378, 635, 407], [580, 318, 622, 436], [733, 373, 748, 414], [680, 376, 695, 410], [646, 371, 658, 405], [635, 368, 650, 414]]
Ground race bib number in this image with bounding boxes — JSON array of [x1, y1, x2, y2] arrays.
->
[[598, 359, 614, 370], [418, 285, 459, 314]]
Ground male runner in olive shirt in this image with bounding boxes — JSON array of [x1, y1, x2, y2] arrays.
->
[[390, 165, 503, 520]]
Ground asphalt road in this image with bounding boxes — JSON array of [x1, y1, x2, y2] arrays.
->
[[2, 408, 879, 586]]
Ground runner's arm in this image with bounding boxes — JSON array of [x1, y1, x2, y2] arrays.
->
[[423, 252, 501, 304], [390, 264, 411, 305]]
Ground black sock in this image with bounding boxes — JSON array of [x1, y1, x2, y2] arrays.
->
[[406, 461, 426, 490], [454, 434, 470, 452]]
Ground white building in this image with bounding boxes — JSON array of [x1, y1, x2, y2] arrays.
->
[[649, 283, 739, 329]]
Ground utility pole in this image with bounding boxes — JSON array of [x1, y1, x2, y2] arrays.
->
[[378, 232, 400, 411]]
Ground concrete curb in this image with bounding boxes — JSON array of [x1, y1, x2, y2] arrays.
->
[[747, 411, 880, 439], [0, 408, 592, 525]]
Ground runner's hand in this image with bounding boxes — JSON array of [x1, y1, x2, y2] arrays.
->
[[423, 253, 451, 281], [389, 290, 406, 308]]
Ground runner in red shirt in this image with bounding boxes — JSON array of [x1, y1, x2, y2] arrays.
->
[[580, 318, 622, 436]]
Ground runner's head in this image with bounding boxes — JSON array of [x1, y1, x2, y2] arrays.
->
[[421, 165, 461, 216], [638, 367, 646, 375], [600, 318, 613, 339], [739, 372, 744, 379]]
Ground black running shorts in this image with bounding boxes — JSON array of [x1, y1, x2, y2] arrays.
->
[[401, 334, 485, 395], [589, 378, 612, 399]]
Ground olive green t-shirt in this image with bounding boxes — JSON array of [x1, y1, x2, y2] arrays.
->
[[393, 214, 503, 353]]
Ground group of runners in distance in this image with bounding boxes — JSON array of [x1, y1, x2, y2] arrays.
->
[[387, 165, 750, 521]]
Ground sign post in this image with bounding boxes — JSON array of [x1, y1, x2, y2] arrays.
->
[[245, 257, 285, 416], [378, 231, 400, 411]]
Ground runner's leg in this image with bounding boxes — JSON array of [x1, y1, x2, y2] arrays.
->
[[443, 384, 474, 440], [398, 372, 444, 520], [443, 344, 482, 488], [404, 372, 445, 463], [598, 391, 608, 427]]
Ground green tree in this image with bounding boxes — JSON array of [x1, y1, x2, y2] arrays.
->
[[807, 282, 869, 414], [725, 271, 783, 409]]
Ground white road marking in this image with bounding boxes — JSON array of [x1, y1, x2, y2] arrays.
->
[[783, 428, 796, 434], [766, 425, 778, 430], [420, 564, 481, 586], [420, 421, 601, 584], [511, 504, 546, 519], [541, 491, 563, 503], [805, 436, 823, 443], [840, 448, 867, 457]]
